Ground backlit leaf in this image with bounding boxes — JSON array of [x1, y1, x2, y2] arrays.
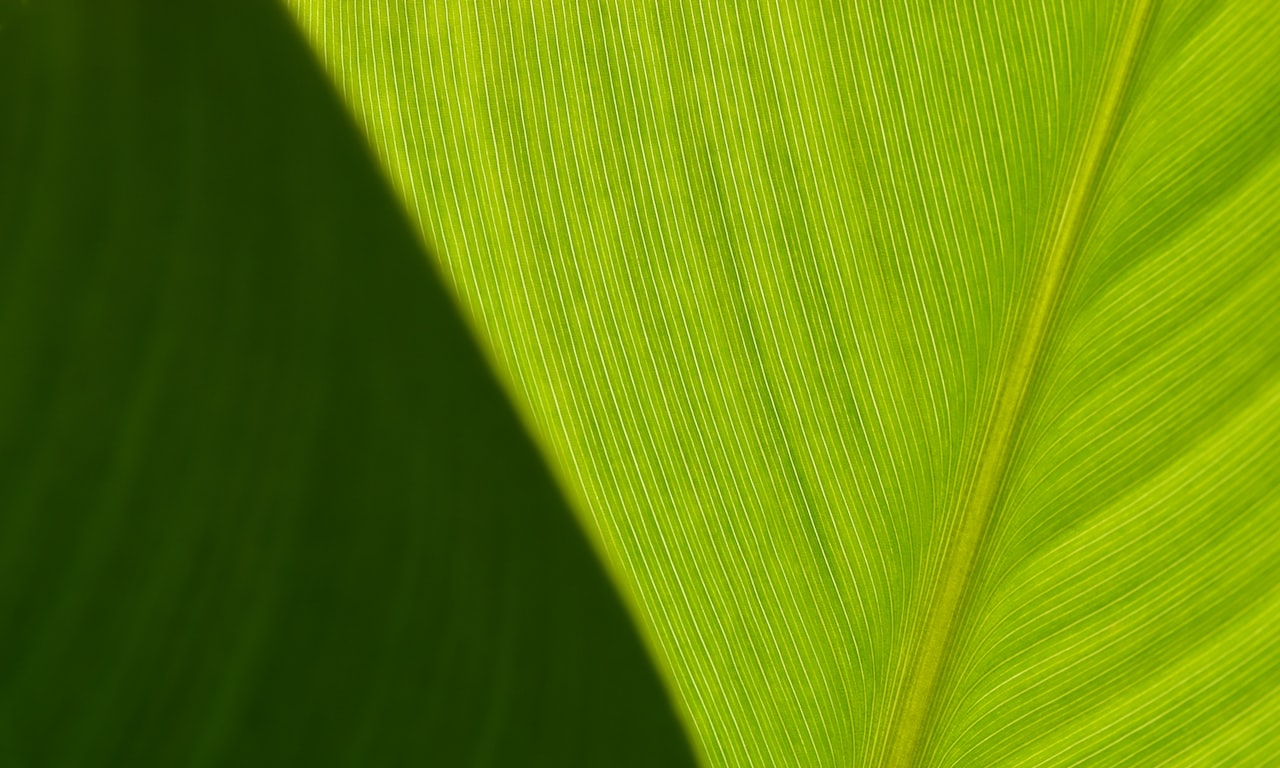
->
[[287, 0, 1280, 765]]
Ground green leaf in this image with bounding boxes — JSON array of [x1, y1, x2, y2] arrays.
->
[[286, 0, 1280, 765], [0, 0, 694, 765]]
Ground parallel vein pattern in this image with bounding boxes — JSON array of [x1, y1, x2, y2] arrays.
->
[[882, 2, 1156, 765], [286, 0, 1280, 765]]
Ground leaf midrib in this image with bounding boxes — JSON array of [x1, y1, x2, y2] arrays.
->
[[879, 2, 1159, 766]]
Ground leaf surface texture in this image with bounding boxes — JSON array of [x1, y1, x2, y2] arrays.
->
[[0, 0, 694, 764], [286, 0, 1280, 765]]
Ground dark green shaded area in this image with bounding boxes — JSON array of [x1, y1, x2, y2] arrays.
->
[[0, 1, 694, 765]]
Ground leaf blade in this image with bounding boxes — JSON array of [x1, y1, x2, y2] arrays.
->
[[286, 0, 1280, 764], [0, 0, 696, 764]]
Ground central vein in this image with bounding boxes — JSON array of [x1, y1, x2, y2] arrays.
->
[[879, 3, 1157, 766]]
